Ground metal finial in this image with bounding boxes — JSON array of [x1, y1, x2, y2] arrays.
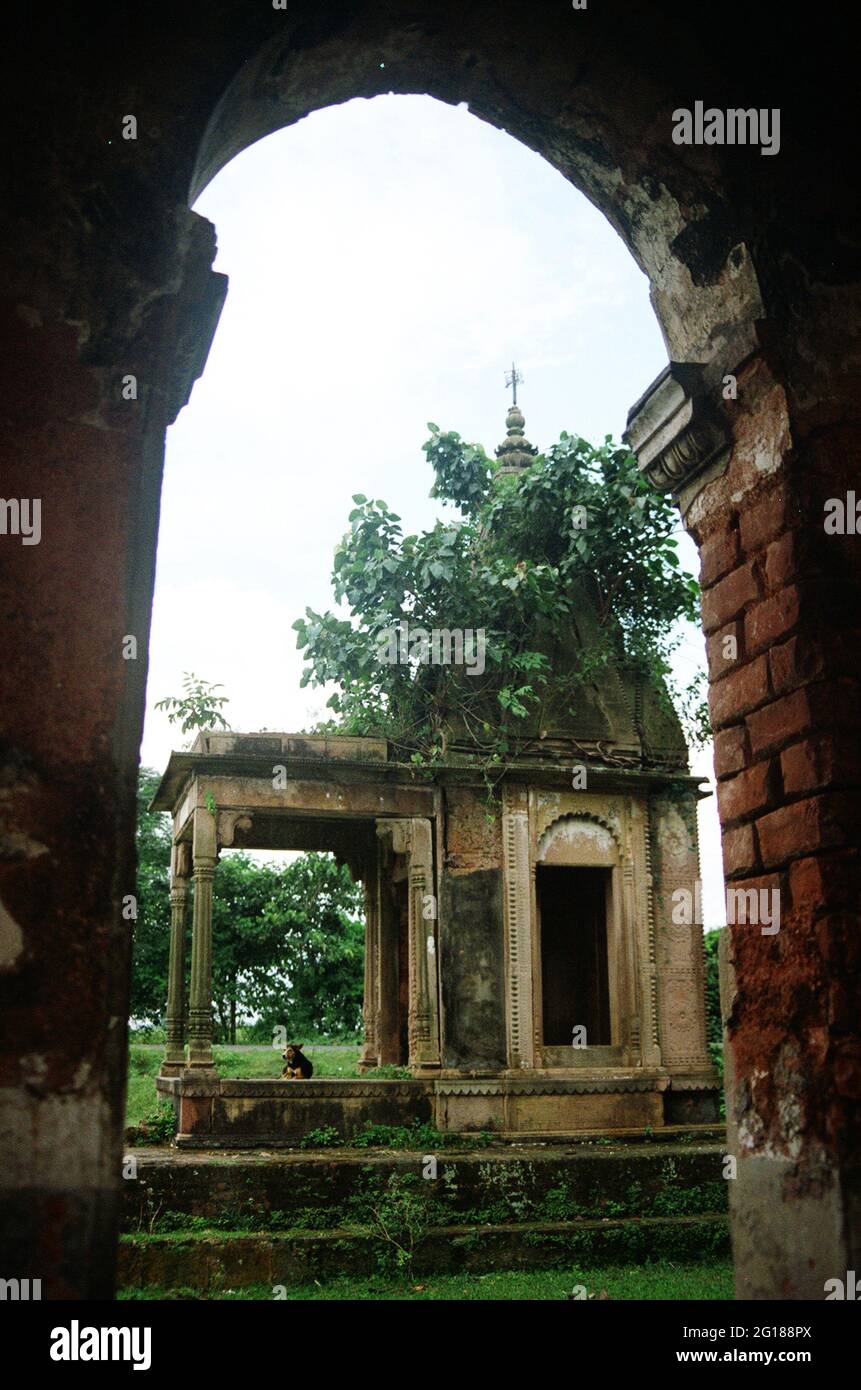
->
[[505, 362, 524, 406]]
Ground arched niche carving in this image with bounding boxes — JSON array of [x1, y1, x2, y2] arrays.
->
[[537, 813, 620, 868]]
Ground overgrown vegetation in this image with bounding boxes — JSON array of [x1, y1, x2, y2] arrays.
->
[[132, 1150, 728, 1239], [154, 671, 230, 742], [135, 1100, 178, 1147], [296, 1118, 494, 1151], [294, 426, 709, 787]]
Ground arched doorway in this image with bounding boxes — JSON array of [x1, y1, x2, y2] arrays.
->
[[1, 1, 858, 1299]]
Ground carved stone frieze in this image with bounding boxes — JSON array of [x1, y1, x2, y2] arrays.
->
[[533, 791, 624, 848], [435, 1077, 665, 1096]]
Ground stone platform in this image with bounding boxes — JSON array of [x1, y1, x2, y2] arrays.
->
[[157, 1072, 719, 1147]]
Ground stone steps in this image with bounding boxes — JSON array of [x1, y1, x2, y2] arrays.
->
[[119, 1213, 730, 1289], [122, 1136, 729, 1287], [126, 1139, 728, 1225]]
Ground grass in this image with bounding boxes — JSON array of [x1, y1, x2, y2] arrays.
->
[[126, 1043, 362, 1127], [117, 1260, 733, 1301]]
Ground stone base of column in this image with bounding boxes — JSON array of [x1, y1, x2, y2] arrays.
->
[[409, 1040, 440, 1076], [185, 1056, 217, 1072], [159, 1059, 186, 1077], [185, 1037, 216, 1070]]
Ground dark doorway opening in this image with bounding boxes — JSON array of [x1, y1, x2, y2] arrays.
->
[[538, 866, 611, 1047]]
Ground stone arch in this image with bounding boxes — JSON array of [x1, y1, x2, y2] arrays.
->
[[1, 1, 859, 1301], [186, 15, 763, 368]]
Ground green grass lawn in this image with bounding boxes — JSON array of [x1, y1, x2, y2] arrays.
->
[[126, 1043, 362, 1127], [118, 1261, 733, 1301]]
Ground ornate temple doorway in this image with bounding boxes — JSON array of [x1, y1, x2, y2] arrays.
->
[[537, 866, 612, 1052]]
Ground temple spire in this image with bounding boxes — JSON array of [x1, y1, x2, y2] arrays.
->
[[496, 363, 538, 476]]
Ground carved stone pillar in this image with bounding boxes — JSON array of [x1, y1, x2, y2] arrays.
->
[[375, 829, 403, 1065], [649, 792, 712, 1075], [358, 865, 380, 1071], [186, 806, 217, 1070], [502, 788, 534, 1070], [397, 818, 440, 1073], [620, 851, 639, 1059], [162, 841, 190, 1074]]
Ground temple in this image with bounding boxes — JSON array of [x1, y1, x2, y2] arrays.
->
[[151, 404, 719, 1146]]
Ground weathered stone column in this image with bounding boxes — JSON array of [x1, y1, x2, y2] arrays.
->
[[186, 806, 217, 1070], [358, 858, 380, 1071], [162, 841, 190, 1074], [404, 818, 441, 1073], [375, 829, 404, 1065], [648, 791, 713, 1079]]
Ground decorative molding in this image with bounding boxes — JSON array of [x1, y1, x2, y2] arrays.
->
[[435, 1077, 665, 1097], [502, 795, 533, 1069], [624, 361, 731, 496], [668, 1075, 721, 1091], [537, 811, 620, 866], [217, 810, 252, 847], [643, 807, 661, 1058], [534, 793, 623, 848]]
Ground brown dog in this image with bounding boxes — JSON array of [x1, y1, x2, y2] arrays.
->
[[281, 1043, 314, 1080]]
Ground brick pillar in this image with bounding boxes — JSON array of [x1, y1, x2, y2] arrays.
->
[[0, 116, 225, 1289], [631, 347, 861, 1297]]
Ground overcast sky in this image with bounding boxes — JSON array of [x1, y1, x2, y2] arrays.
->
[[141, 94, 725, 926]]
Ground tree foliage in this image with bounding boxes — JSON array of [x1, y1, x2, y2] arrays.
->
[[293, 426, 708, 772], [211, 851, 364, 1041], [155, 672, 230, 741], [703, 927, 724, 1081], [130, 768, 173, 1025]]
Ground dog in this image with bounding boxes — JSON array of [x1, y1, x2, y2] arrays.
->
[[281, 1043, 314, 1080]]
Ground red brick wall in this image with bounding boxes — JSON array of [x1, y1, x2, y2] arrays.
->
[[691, 356, 861, 1171]]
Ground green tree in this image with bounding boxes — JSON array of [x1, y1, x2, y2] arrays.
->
[[129, 768, 364, 1038], [129, 768, 173, 1026], [155, 672, 230, 742], [293, 426, 708, 779], [217, 852, 364, 1041], [703, 927, 724, 1080]]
